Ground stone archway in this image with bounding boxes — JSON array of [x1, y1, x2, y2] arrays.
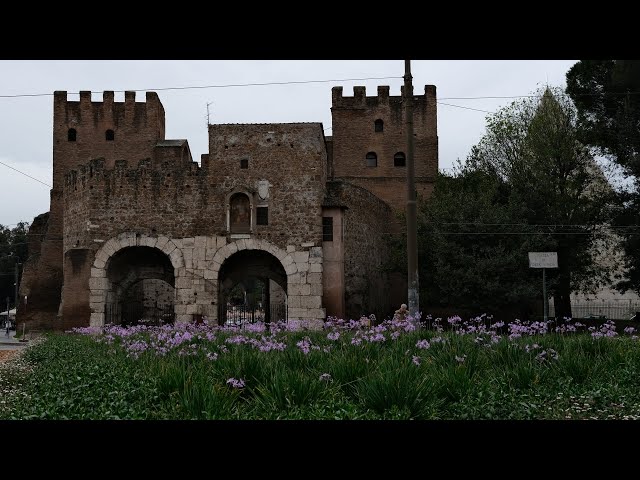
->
[[218, 249, 287, 325], [89, 233, 184, 327], [105, 246, 175, 325], [210, 238, 325, 329]]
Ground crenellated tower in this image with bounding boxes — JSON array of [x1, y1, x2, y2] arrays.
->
[[330, 85, 438, 213], [53, 90, 166, 188]]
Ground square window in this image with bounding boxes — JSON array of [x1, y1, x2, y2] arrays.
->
[[240, 159, 249, 169], [257, 207, 268, 225]]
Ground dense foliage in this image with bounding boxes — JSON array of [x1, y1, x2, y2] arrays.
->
[[0, 222, 28, 310], [567, 60, 640, 295]]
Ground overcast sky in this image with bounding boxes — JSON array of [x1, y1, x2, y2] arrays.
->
[[0, 60, 577, 228]]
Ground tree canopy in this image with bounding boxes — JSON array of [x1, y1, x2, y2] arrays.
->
[[567, 60, 640, 294], [408, 87, 615, 320], [0, 222, 29, 310]]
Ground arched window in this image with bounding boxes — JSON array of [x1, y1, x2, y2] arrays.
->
[[67, 128, 77, 142], [374, 119, 384, 132], [106, 129, 115, 141], [230, 193, 251, 233], [394, 152, 406, 167], [366, 152, 377, 167]]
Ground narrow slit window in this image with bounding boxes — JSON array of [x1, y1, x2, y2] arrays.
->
[[394, 152, 406, 167], [67, 128, 77, 141], [106, 129, 115, 141], [322, 217, 333, 242], [257, 206, 268, 225], [366, 152, 377, 167]]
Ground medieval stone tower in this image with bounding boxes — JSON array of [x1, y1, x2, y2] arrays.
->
[[18, 84, 438, 330]]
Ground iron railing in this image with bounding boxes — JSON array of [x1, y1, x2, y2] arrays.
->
[[218, 303, 287, 326], [105, 303, 175, 326], [550, 301, 640, 321]]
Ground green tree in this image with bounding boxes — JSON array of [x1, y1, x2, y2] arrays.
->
[[466, 87, 615, 319], [0, 222, 29, 310], [566, 60, 640, 176], [418, 168, 547, 318], [566, 60, 640, 294]]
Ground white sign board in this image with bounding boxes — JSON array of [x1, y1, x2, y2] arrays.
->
[[528, 252, 558, 268]]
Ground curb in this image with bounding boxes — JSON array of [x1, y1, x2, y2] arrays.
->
[[0, 341, 28, 346]]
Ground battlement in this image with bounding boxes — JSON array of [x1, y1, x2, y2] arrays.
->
[[331, 85, 436, 111], [53, 90, 165, 138], [65, 155, 202, 189]]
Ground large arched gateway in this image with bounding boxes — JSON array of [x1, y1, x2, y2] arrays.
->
[[105, 246, 175, 325], [89, 233, 185, 327]]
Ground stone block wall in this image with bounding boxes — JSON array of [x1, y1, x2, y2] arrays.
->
[[88, 234, 325, 329]]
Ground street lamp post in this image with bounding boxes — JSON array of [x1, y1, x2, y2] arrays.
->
[[10, 254, 21, 314]]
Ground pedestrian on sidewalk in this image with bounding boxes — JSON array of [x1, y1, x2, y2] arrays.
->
[[5, 320, 9, 337]]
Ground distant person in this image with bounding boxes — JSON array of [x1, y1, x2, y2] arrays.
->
[[395, 303, 409, 321], [5, 320, 9, 337]]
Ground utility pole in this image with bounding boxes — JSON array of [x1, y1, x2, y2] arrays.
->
[[404, 59, 419, 320], [14, 261, 20, 313]]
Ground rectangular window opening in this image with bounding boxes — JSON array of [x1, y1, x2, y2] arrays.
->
[[257, 206, 268, 225], [322, 216, 333, 242]]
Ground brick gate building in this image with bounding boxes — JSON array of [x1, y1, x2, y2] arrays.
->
[[18, 84, 438, 330]]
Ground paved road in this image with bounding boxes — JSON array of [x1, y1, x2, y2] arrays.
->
[[0, 329, 29, 351]]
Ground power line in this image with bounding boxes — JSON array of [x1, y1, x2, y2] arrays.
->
[[0, 76, 403, 99], [437, 102, 492, 114], [440, 95, 538, 100], [3, 84, 640, 101], [0, 161, 51, 187], [427, 222, 640, 228], [439, 92, 640, 100], [427, 231, 615, 236]]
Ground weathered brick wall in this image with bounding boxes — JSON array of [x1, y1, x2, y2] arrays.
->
[[64, 123, 327, 253], [207, 123, 328, 250], [137, 279, 174, 307], [331, 85, 438, 212], [328, 180, 395, 320], [17, 212, 62, 330], [53, 91, 165, 186]]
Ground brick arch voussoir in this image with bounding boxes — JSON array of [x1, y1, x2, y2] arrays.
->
[[213, 239, 293, 283]]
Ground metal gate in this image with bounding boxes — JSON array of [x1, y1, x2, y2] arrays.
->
[[218, 303, 287, 326], [105, 303, 175, 326]]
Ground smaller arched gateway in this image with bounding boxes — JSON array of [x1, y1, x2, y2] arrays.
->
[[218, 249, 287, 326], [209, 238, 325, 329]]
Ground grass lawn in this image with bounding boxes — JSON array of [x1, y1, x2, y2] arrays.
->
[[2, 316, 640, 420]]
